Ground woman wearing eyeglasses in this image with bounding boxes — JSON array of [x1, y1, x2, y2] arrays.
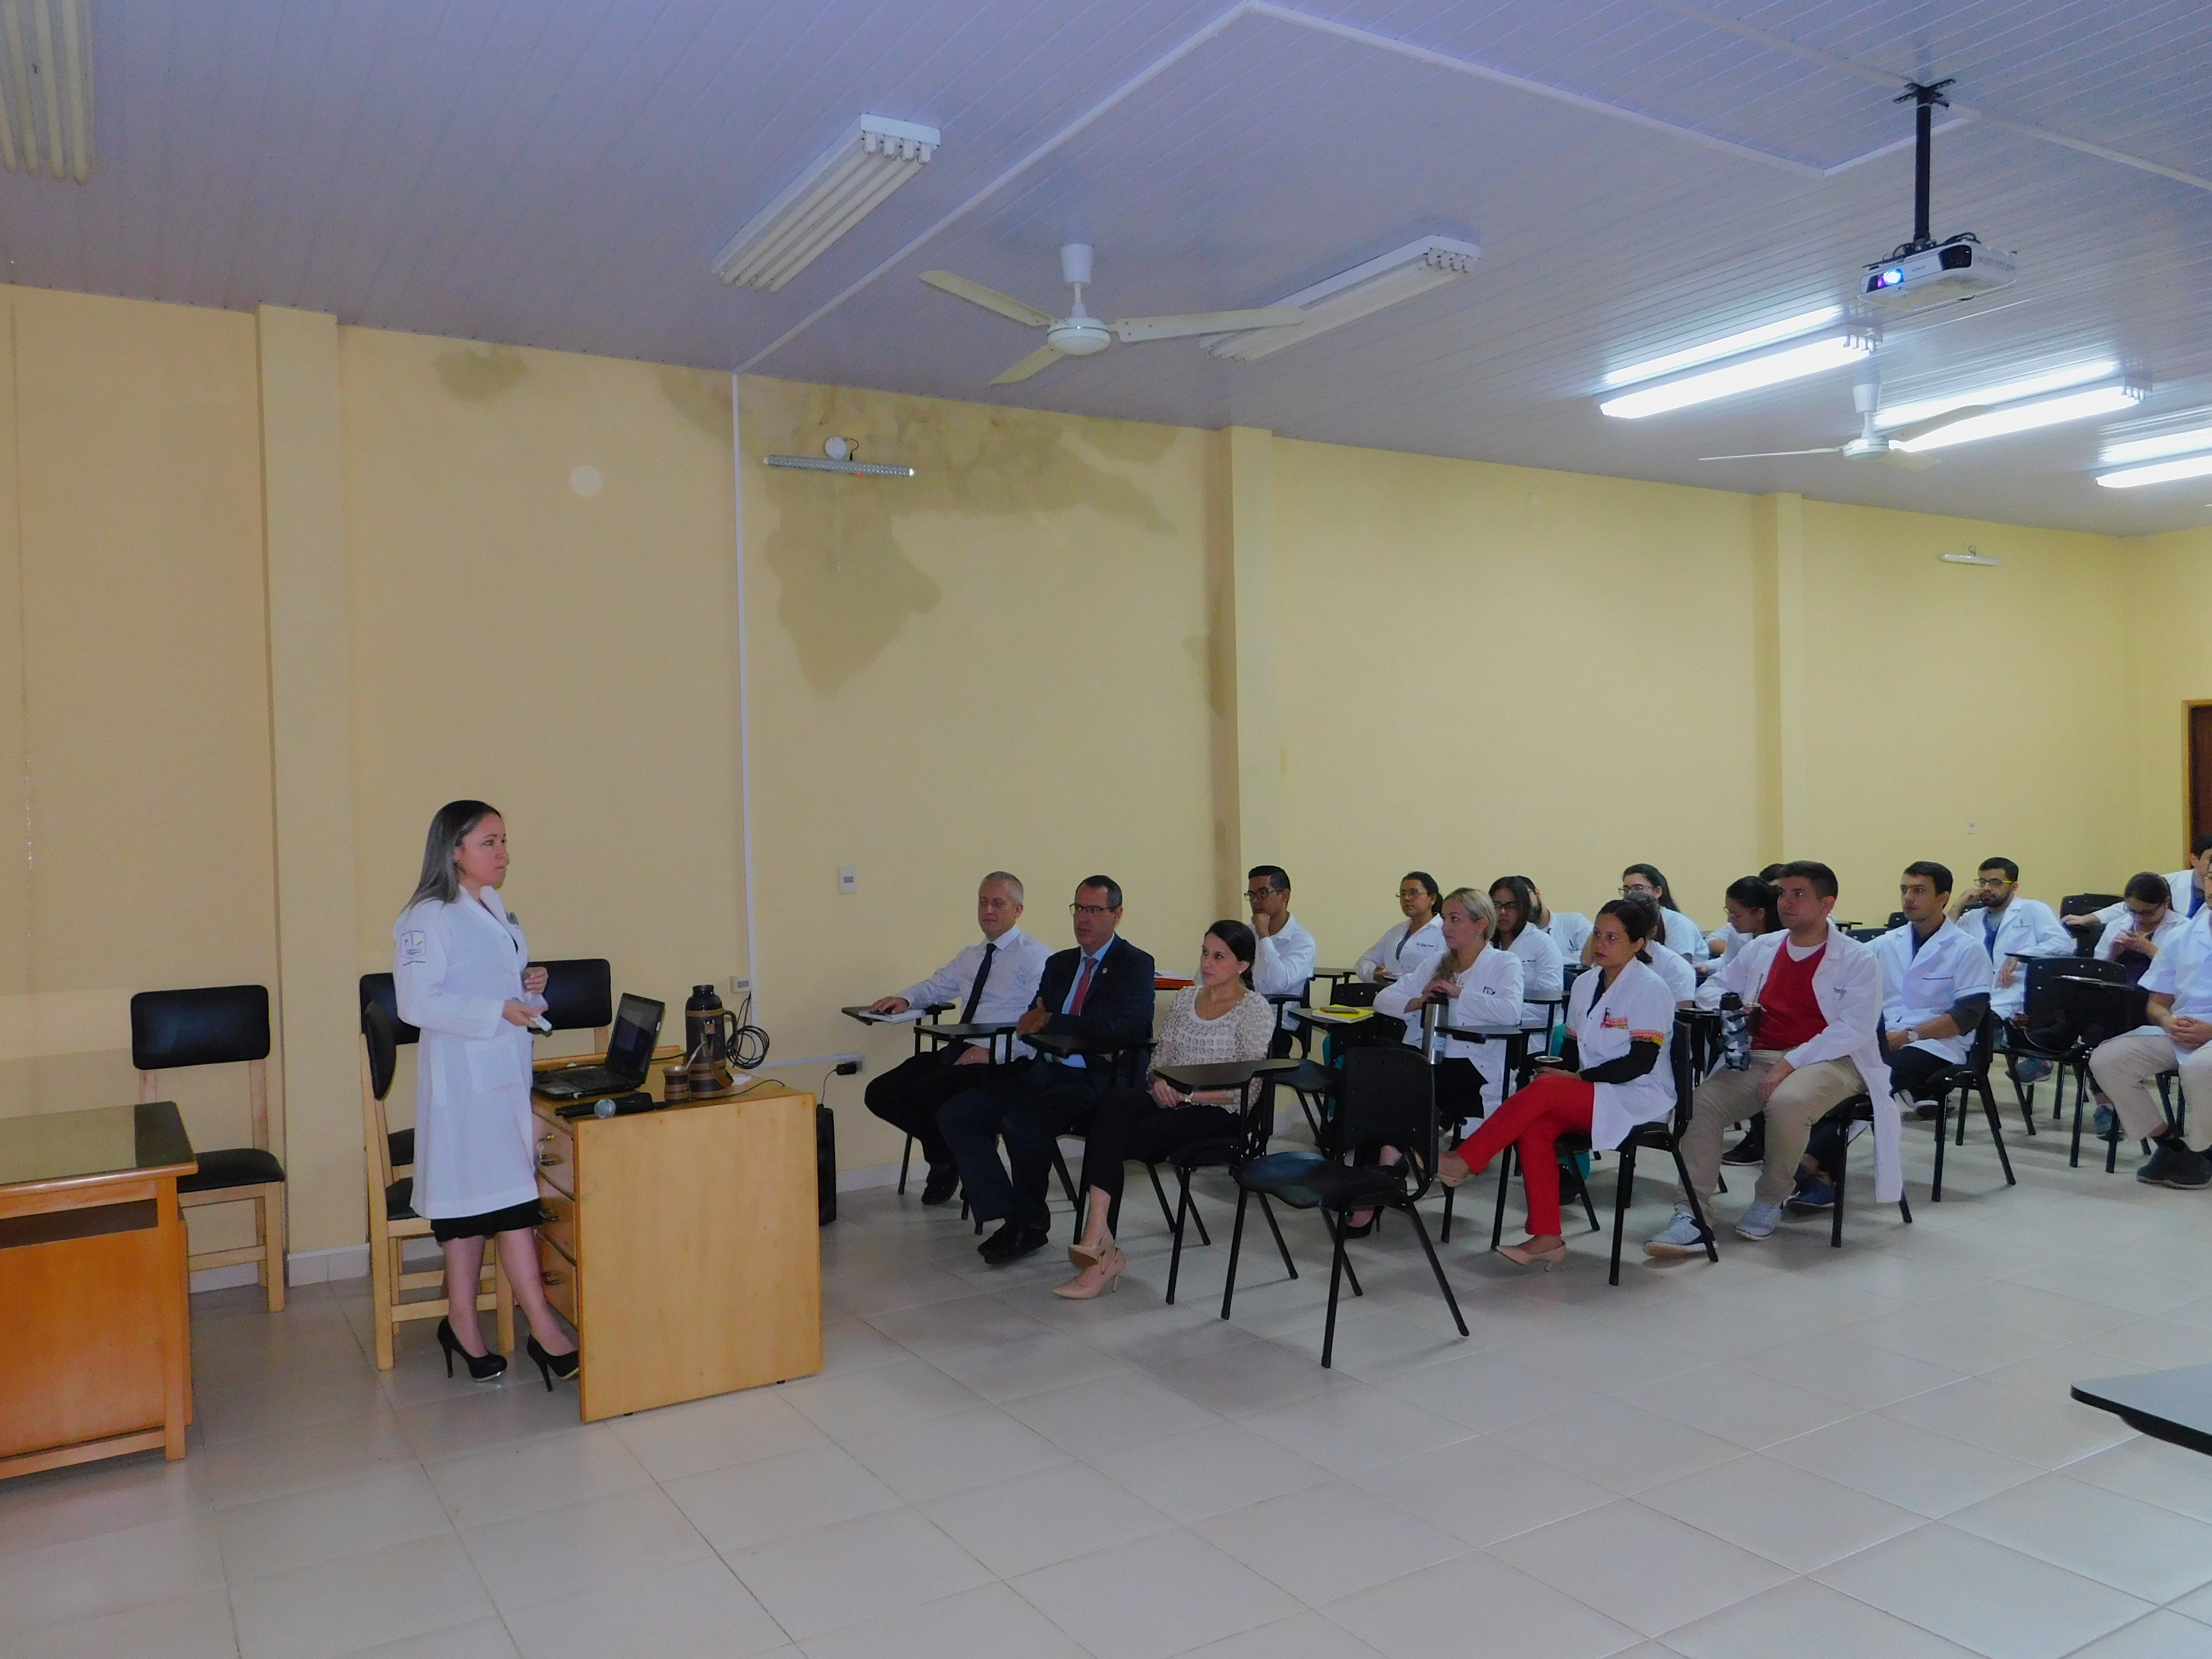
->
[[1591, 864, 1706, 965], [1489, 876, 1565, 1029], [1356, 871, 1445, 984], [1440, 899, 1677, 1266], [1375, 888, 1526, 1132]]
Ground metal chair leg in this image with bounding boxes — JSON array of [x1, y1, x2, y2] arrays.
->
[[1982, 1078, 2016, 1186], [1405, 1204, 1467, 1336], [1668, 1142, 1720, 1262], [1166, 1169, 1191, 1305], [1440, 1181, 1455, 1243], [1932, 1093, 1950, 1202], [1830, 1137, 1848, 1248], [1220, 1188, 1250, 1320], [897, 1134, 914, 1195], [1321, 1214, 1350, 1369], [1259, 1191, 1297, 1278], [1609, 1141, 1637, 1286], [1491, 1142, 1515, 1250]]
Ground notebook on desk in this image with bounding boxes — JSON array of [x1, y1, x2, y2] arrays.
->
[[532, 994, 666, 1100]]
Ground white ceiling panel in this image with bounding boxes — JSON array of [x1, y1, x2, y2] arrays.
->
[[2, 0, 2206, 533]]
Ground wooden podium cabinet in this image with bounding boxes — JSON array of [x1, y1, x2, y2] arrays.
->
[[533, 1085, 822, 1421]]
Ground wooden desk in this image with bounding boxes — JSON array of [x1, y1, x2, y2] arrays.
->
[[0, 1102, 196, 1480], [532, 1083, 822, 1421]]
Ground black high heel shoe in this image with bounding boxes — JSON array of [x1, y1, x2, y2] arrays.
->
[[436, 1317, 507, 1381], [526, 1335, 581, 1391]]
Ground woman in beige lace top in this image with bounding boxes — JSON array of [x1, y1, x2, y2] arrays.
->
[[1057, 919, 1277, 1298]]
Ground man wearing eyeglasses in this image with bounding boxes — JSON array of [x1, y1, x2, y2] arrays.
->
[[1949, 857, 2072, 1021], [938, 875, 1156, 1265], [1246, 865, 1317, 1056]]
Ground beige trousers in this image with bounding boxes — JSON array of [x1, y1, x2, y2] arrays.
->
[[2087, 1026, 2212, 1151], [1677, 1050, 1866, 1210]]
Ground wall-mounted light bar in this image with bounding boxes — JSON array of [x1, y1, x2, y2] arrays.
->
[[1895, 381, 2146, 452], [2101, 423, 2212, 467], [0, 0, 94, 182], [1600, 306, 1841, 389], [763, 454, 915, 478], [1203, 237, 1480, 362], [1874, 361, 2118, 432], [2096, 453, 2212, 490], [714, 115, 939, 293], [1598, 330, 1875, 419]]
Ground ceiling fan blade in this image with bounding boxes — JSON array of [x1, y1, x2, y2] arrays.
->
[[1697, 447, 1845, 461], [920, 271, 1055, 329], [1884, 404, 1993, 445], [1880, 448, 1942, 471], [1111, 307, 1304, 344], [989, 344, 1069, 385]]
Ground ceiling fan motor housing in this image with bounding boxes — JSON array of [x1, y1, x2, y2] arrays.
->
[[1046, 316, 1112, 356]]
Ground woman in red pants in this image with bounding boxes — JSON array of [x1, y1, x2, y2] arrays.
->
[[1437, 898, 1677, 1265]]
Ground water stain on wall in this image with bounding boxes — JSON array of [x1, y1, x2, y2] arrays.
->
[[752, 380, 1180, 694], [659, 367, 733, 444], [433, 344, 526, 401]]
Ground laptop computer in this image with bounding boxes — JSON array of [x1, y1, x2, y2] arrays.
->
[[531, 993, 666, 1100]]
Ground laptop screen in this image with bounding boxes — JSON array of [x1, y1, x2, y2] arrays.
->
[[606, 994, 664, 1075]]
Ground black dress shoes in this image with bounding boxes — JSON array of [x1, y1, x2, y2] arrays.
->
[[921, 1164, 961, 1206], [978, 1222, 1049, 1265]]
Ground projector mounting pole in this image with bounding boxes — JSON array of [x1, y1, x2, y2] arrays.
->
[[1895, 79, 1955, 253]]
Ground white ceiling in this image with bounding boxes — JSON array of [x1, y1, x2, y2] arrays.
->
[[11, 0, 2210, 534]]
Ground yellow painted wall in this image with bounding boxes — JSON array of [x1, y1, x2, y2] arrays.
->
[[2124, 526, 2212, 867], [738, 377, 1220, 1169], [341, 330, 747, 1176], [1269, 437, 1767, 959]]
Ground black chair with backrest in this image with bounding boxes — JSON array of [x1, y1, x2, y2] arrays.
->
[[1154, 1058, 1302, 1303], [1845, 926, 1887, 943], [2061, 894, 2124, 957], [132, 985, 286, 1311], [2010, 957, 2135, 1162], [1809, 1084, 1913, 1247], [1219, 1041, 1466, 1367], [533, 958, 613, 1046], [1923, 1011, 2018, 1200]]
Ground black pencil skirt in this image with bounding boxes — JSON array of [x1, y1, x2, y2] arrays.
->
[[430, 1199, 547, 1243]]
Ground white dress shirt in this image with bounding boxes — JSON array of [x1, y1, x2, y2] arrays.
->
[[1356, 915, 1445, 982], [1252, 914, 1317, 1026], [897, 925, 1052, 1055]]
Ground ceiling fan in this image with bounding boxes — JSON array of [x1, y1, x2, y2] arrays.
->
[[1701, 379, 1988, 471], [921, 243, 1304, 385]]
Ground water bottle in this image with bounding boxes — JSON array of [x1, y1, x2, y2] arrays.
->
[[1719, 992, 1751, 1071]]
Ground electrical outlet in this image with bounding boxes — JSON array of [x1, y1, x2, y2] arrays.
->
[[838, 865, 858, 894], [834, 1059, 863, 1076], [729, 974, 753, 1000]]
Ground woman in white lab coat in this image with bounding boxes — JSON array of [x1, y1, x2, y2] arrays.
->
[[394, 800, 579, 1388], [1375, 888, 1527, 1128], [1601, 864, 1706, 964], [1488, 876, 1565, 1027], [1439, 900, 1677, 1266], [1355, 871, 1444, 983]]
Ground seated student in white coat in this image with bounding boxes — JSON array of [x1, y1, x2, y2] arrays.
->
[[1622, 895, 1698, 1004], [1705, 875, 1782, 969], [2088, 898, 2212, 1191], [1440, 899, 1677, 1267], [1595, 864, 1706, 965], [393, 800, 578, 1388], [1951, 857, 2072, 1022], [2091, 872, 2190, 971], [1527, 879, 1592, 966], [1354, 871, 1445, 984], [1374, 888, 1526, 1132], [1648, 862, 1893, 1253], [1869, 860, 1995, 1118], [2068, 838, 2212, 944], [1488, 877, 1565, 1028], [1245, 865, 1317, 1052]]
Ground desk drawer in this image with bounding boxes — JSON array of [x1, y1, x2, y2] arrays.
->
[[531, 1112, 575, 1197], [537, 1183, 577, 1263], [537, 1235, 578, 1326]]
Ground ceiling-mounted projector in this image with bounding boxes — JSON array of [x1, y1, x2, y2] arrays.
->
[[1859, 79, 2017, 311]]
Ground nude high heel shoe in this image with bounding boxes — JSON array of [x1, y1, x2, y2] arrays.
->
[[1053, 1245, 1126, 1299], [1497, 1238, 1568, 1268]]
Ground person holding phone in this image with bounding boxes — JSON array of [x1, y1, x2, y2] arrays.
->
[[1436, 899, 1675, 1266], [393, 800, 579, 1388]]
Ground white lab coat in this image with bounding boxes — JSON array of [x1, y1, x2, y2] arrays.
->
[[1702, 923, 1902, 1201], [2096, 872, 2202, 927], [1503, 927, 1565, 1026], [395, 889, 545, 1220], [1564, 959, 1678, 1151], [1657, 908, 1707, 962], [1252, 914, 1317, 1028], [1544, 912, 1591, 964], [1871, 918, 1995, 1066], [1375, 945, 1525, 1100], [1960, 899, 2073, 1017], [2090, 905, 2189, 970], [2142, 907, 2212, 1022], [1647, 943, 1697, 1003], [1356, 915, 1445, 982]]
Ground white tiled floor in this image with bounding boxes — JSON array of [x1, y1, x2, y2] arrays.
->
[[7, 1115, 2212, 1659]]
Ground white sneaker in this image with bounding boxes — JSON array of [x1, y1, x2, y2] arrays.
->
[[1644, 1209, 1710, 1258], [1734, 1201, 1783, 1241]]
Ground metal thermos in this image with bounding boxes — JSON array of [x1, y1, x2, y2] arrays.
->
[[1719, 992, 1752, 1071], [685, 984, 736, 1068]]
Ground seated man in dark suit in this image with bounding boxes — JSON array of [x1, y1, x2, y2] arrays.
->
[[939, 874, 1156, 1265]]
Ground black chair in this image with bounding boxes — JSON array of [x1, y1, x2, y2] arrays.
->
[[882, 1002, 953, 1194], [1809, 1092, 1913, 1246], [1219, 1043, 1466, 1367], [1845, 926, 1887, 943], [1152, 1058, 1302, 1303], [2007, 956, 2130, 1144], [132, 985, 286, 1311], [2061, 894, 2124, 956], [533, 958, 613, 1044], [1923, 1012, 2018, 1200], [360, 972, 423, 1172]]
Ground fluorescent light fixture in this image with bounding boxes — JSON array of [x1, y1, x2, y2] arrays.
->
[[1597, 333, 1874, 420], [1940, 549, 2001, 566], [2096, 453, 2212, 490], [1896, 382, 2145, 451], [1203, 237, 1480, 362], [763, 454, 915, 479], [1874, 361, 2117, 431], [1601, 307, 1840, 389], [713, 114, 938, 292], [0, 0, 94, 181], [2101, 423, 2212, 466]]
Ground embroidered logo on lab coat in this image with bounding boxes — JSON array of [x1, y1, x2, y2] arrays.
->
[[400, 930, 427, 963], [1601, 1014, 1628, 1029]]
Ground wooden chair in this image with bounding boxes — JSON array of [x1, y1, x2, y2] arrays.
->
[[132, 985, 287, 1312], [359, 981, 513, 1370]]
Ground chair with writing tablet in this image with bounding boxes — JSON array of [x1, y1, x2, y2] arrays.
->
[[358, 985, 513, 1370], [132, 985, 288, 1313]]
